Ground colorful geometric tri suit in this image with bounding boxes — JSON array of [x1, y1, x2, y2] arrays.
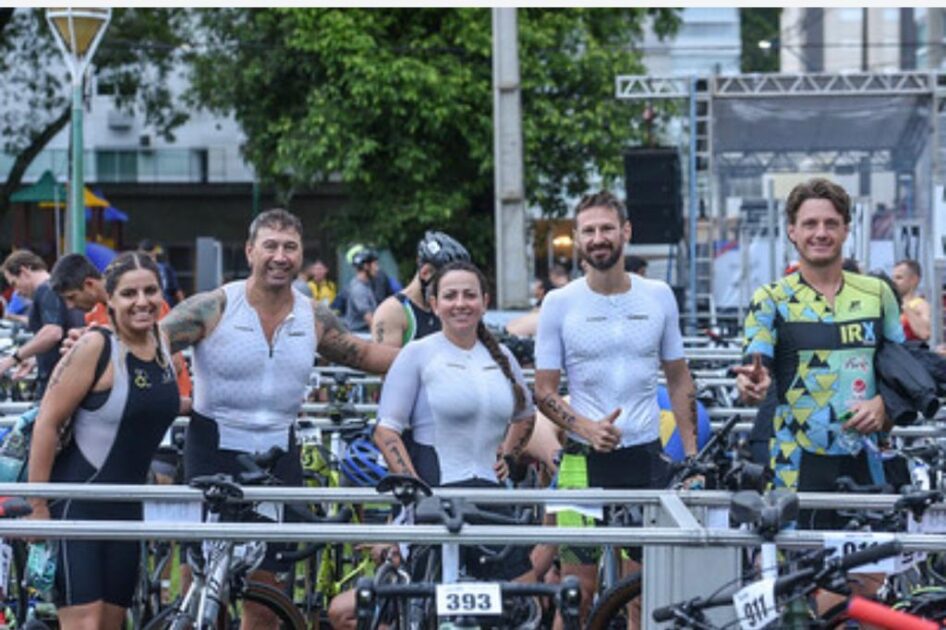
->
[[741, 271, 904, 489]]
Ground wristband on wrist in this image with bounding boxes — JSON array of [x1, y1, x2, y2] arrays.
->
[[11, 350, 22, 365]]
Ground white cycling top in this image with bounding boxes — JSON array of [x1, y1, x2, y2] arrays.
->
[[193, 281, 317, 452], [377, 332, 533, 485], [535, 273, 684, 447]]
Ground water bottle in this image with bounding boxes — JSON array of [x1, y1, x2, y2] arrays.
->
[[25, 540, 58, 600], [0, 408, 38, 482], [835, 411, 863, 456]]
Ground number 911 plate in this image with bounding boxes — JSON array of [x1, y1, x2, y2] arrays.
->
[[435, 582, 502, 616]]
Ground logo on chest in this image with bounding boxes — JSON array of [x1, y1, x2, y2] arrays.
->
[[839, 321, 876, 346]]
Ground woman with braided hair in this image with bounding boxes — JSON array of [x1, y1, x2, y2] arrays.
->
[[373, 260, 536, 581]]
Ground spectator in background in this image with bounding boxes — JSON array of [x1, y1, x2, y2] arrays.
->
[[307, 259, 337, 306], [344, 249, 378, 333], [892, 259, 931, 343], [625, 255, 648, 276], [139, 239, 185, 307], [549, 263, 570, 288], [369, 255, 397, 304], [0, 250, 85, 397], [292, 263, 314, 298], [1, 273, 31, 324]]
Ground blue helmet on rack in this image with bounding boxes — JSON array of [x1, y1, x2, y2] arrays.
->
[[340, 436, 389, 488]]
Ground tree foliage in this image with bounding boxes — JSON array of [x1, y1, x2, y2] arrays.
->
[[740, 8, 781, 73], [0, 8, 189, 220], [188, 8, 679, 272]]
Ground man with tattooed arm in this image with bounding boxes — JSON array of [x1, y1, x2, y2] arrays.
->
[[160, 209, 397, 630], [533, 191, 699, 628]]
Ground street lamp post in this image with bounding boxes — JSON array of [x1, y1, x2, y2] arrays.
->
[[45, 8, 111, 255]]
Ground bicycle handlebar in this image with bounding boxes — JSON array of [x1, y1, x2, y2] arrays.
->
[[652, 540, 904, 625]]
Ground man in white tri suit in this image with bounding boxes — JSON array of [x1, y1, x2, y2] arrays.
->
[[533, 191, 699, 627], [161, 208, 397, 629]]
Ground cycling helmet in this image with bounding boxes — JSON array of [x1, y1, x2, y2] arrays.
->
[[417, 231, 470, 268], [351, 248, 378, 270], [340, 436, 388, 488]]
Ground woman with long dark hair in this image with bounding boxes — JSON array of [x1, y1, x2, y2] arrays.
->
[[374, 260, 536, 580], [27, 251, 179, 629]]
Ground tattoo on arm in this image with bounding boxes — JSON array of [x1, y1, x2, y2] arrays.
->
[[686, 391, 698, 441], [161, 290, 225, 354], [382, 438, 413, 475], [539, 393, 577, 428], [375, 322, 385, 344], [46, 334, 93, 392], [314, 301, 365, 367]]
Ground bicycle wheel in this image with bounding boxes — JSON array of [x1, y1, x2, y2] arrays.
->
[[585, 571, 642, 630], [240, 580, 307, 630], [141, 601, 185, 630]]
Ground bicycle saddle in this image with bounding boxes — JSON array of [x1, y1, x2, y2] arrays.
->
[[730, 489, 799, 538], [375, 473, 433, 507]]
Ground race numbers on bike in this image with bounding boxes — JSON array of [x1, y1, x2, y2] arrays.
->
[[823, 531, 897, 574], [435, 582, 502, 616], [732, 577, 777, 630]]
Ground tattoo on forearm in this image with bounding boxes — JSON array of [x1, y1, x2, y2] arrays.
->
[[161, 290, 225, 354], [686, 391, 698, 440], [540, 394, 577, 428], [509, 430, 531, 458], [319, 330, 363, 367], [382, 439, 411, 474]]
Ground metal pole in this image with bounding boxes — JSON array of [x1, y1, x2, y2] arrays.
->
[[68, 79, 85, 254], [688, 77, 698, 332], [766, 178, 776, 282], [492, 8, 529, 309]]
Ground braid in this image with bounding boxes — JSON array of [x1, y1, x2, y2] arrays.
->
[[477, 321, 526, 413]]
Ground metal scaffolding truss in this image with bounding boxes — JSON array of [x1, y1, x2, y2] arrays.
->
[[716, 150, 894, 177], [714, 71, 943, 98]]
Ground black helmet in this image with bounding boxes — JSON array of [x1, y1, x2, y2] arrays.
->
[[417, 231, 470, 268], [351, 248, 378, 269]]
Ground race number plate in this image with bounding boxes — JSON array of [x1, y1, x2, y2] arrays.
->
[[823, 531, 897, 574], [732, 577, 778, 630], [435, 582, 502, 617]]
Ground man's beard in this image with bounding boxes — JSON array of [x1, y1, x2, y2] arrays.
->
[[580, 244, 622, 271]]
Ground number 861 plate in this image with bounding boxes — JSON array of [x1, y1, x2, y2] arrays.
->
[[435, 583, 502, 616]]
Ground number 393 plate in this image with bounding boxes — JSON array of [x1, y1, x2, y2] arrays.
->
[[435, 582, 502, 616]]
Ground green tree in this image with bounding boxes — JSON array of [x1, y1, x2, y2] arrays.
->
[[188, 8, 679, 275], [740, 8, 781, 73], [0, 8, 189, 223]]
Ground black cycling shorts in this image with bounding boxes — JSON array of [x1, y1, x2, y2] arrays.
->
[[796, 450, 872, 530], [184, 412, 303, 573]]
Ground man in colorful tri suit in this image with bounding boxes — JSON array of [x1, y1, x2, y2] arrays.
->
[[735, 178, 904, 529]]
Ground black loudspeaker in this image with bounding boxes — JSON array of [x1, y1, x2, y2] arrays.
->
[[623, 148, 683, 243]]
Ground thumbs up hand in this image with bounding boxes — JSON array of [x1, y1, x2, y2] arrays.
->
[[578, 408, 623, 453]]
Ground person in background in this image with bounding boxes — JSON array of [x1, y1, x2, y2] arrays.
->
[[139, 239, 185, 307], [344, 249, 378, 334], [369, 255, 397, 304], [307, 258, 337, 305], [891, 259, 931, 343], [549, 263, 570, 289], [0, 250, 84, 398], [292, 263, 314, 298], [625, 255, 648, 276], [49, 253, 192, 413]]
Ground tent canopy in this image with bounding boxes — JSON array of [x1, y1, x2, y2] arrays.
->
[[11, 170, 109, 208]]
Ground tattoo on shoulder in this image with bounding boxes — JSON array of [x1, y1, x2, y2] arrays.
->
[[47, 333, 96, 392], [161, 290, 226, 354], [375, 322, 385, 344]]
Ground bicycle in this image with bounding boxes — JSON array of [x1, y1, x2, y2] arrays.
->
[[354, 474, 583, 630], [585, 413, 771, 629], [144, 448, 351, 630], [651, 540, 906, 628]]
